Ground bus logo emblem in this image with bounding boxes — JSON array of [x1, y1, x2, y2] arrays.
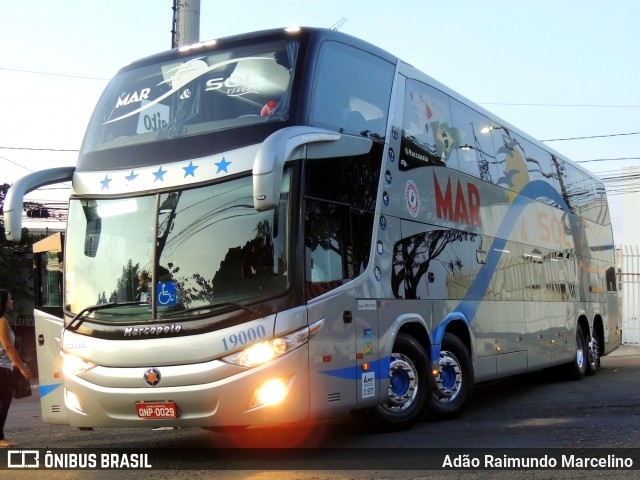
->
[[144, 368, 162, 386], [405, 180, 420, 217]]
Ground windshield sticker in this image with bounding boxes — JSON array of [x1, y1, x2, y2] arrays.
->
[[116, 88, 151, 108], [136, 101, 170, 134], [156, 282, 178, 306], [160, 57, 210, 90], [205, 73, 260, 97], [104, 56, 273, 125]]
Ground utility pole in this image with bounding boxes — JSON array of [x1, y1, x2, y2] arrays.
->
[[171, 0, 201, 48]]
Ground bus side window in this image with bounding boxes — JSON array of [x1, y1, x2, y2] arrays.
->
[[303, 151, 381, 300], [309, 41, 394, 138]]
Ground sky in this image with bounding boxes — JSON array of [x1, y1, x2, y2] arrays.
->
[[1, 0, 639, 242]]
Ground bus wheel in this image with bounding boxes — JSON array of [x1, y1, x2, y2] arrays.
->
[[585, 335, 599, 377], [357, 332, 430, 432], [567, 327, 588, 380], [429, 333, 473, 419]]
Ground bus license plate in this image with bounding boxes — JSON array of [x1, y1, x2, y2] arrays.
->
[[136, 401, 178, 419]]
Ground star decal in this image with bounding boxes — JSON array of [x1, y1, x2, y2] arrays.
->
[[153, 167, 167, 182], [183, 161, 199, 178], [214, 157, 231, 174], [100, 175, 112, 191], [125, 170, 138, 182]]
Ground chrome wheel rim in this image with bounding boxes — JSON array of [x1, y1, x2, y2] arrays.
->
[[576, 333, 585, 368], [383, 352, 418, 412], [434, 350, 463, 403]]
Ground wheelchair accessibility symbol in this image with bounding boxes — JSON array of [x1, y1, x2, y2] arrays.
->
[[156, 282, 177, 306]]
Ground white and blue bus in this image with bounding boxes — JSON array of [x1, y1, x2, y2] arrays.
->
[[5, 27, 619, 432]]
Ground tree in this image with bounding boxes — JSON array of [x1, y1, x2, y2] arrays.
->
[[392, 229, 475, 299], [175, 219, 276, 306], [0, 183, 44, 301]]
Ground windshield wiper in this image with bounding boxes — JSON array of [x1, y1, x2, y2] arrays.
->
[[65, 301, 150, 331], [161, 302, 258, 319]]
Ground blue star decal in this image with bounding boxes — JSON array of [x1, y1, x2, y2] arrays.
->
[[214, 157, 231, 173], [100, 175, 112, 191], [183, 161, 198, 178], [125, 170, 138, 182], [153, 167, 167, 182]]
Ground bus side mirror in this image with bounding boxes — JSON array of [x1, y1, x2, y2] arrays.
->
[[252, 127, 374, 211], [253, 127, 341, 211]]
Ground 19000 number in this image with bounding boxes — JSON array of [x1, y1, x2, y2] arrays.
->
[[221, 325, 267, 351]]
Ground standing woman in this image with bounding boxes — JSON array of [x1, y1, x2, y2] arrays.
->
[[0, 290, 32, 448]]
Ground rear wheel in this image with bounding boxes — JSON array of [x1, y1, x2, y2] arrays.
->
[[356, 332, 431, 432], [585, 334, 600, 376], [429, 333, 473, 419], [566, 327, 588, 380]]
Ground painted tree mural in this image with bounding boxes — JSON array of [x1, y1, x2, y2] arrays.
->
[[392, 229, 475, 299]]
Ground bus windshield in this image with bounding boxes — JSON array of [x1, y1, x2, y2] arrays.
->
[[64, 173, 290, 321], [81, 39, 297, 154]]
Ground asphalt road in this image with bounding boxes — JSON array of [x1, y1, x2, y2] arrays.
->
[[3, 344, 640, 479]]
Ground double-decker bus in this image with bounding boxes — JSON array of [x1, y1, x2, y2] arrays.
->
[[5, 27, 619, 432]]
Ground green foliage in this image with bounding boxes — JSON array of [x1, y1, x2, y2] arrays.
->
[[0, 182, 46, 301]]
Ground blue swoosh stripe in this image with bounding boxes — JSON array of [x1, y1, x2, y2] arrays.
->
[[39, 383, 62, 398], [453, 180, 573, 324], [320, 356, 391, 380]]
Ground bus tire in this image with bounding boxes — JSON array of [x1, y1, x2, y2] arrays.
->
[[429, 333, 473, 420], [356, 332, 431, 432], [567, 327, 588, 380], [585, 334, 599, 377]]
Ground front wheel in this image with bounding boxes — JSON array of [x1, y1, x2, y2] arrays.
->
[[355, 332, 431, 432], [429, 333, 474, 420]]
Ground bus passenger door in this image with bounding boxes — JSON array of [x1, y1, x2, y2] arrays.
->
[[34, 310, 68, 424], [306, 292, 357, 417]]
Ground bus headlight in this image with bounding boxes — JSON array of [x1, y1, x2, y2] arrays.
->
[[222, 325, 310, 368], [61, 352, 96, 377]]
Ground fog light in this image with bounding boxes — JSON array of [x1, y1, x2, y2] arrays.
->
[[253, 379, 288, 408], [65, 390, 84, 413]]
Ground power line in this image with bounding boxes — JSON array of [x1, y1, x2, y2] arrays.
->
[[0, 154, 33, 172], [480, 102, 640, 108], [540, 131, 640, 142], [576, 157, 640, 163], [0, 66, 109, 81], [0, 146, 79, 152]]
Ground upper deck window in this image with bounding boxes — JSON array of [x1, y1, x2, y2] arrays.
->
[[82, 40, 297, 154], [309, 41, 394, 139]]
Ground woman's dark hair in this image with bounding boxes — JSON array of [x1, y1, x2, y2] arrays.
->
[[0, 289, 9, 317]]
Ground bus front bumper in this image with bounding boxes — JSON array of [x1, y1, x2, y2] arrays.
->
[[62, 345, 310, 428]]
